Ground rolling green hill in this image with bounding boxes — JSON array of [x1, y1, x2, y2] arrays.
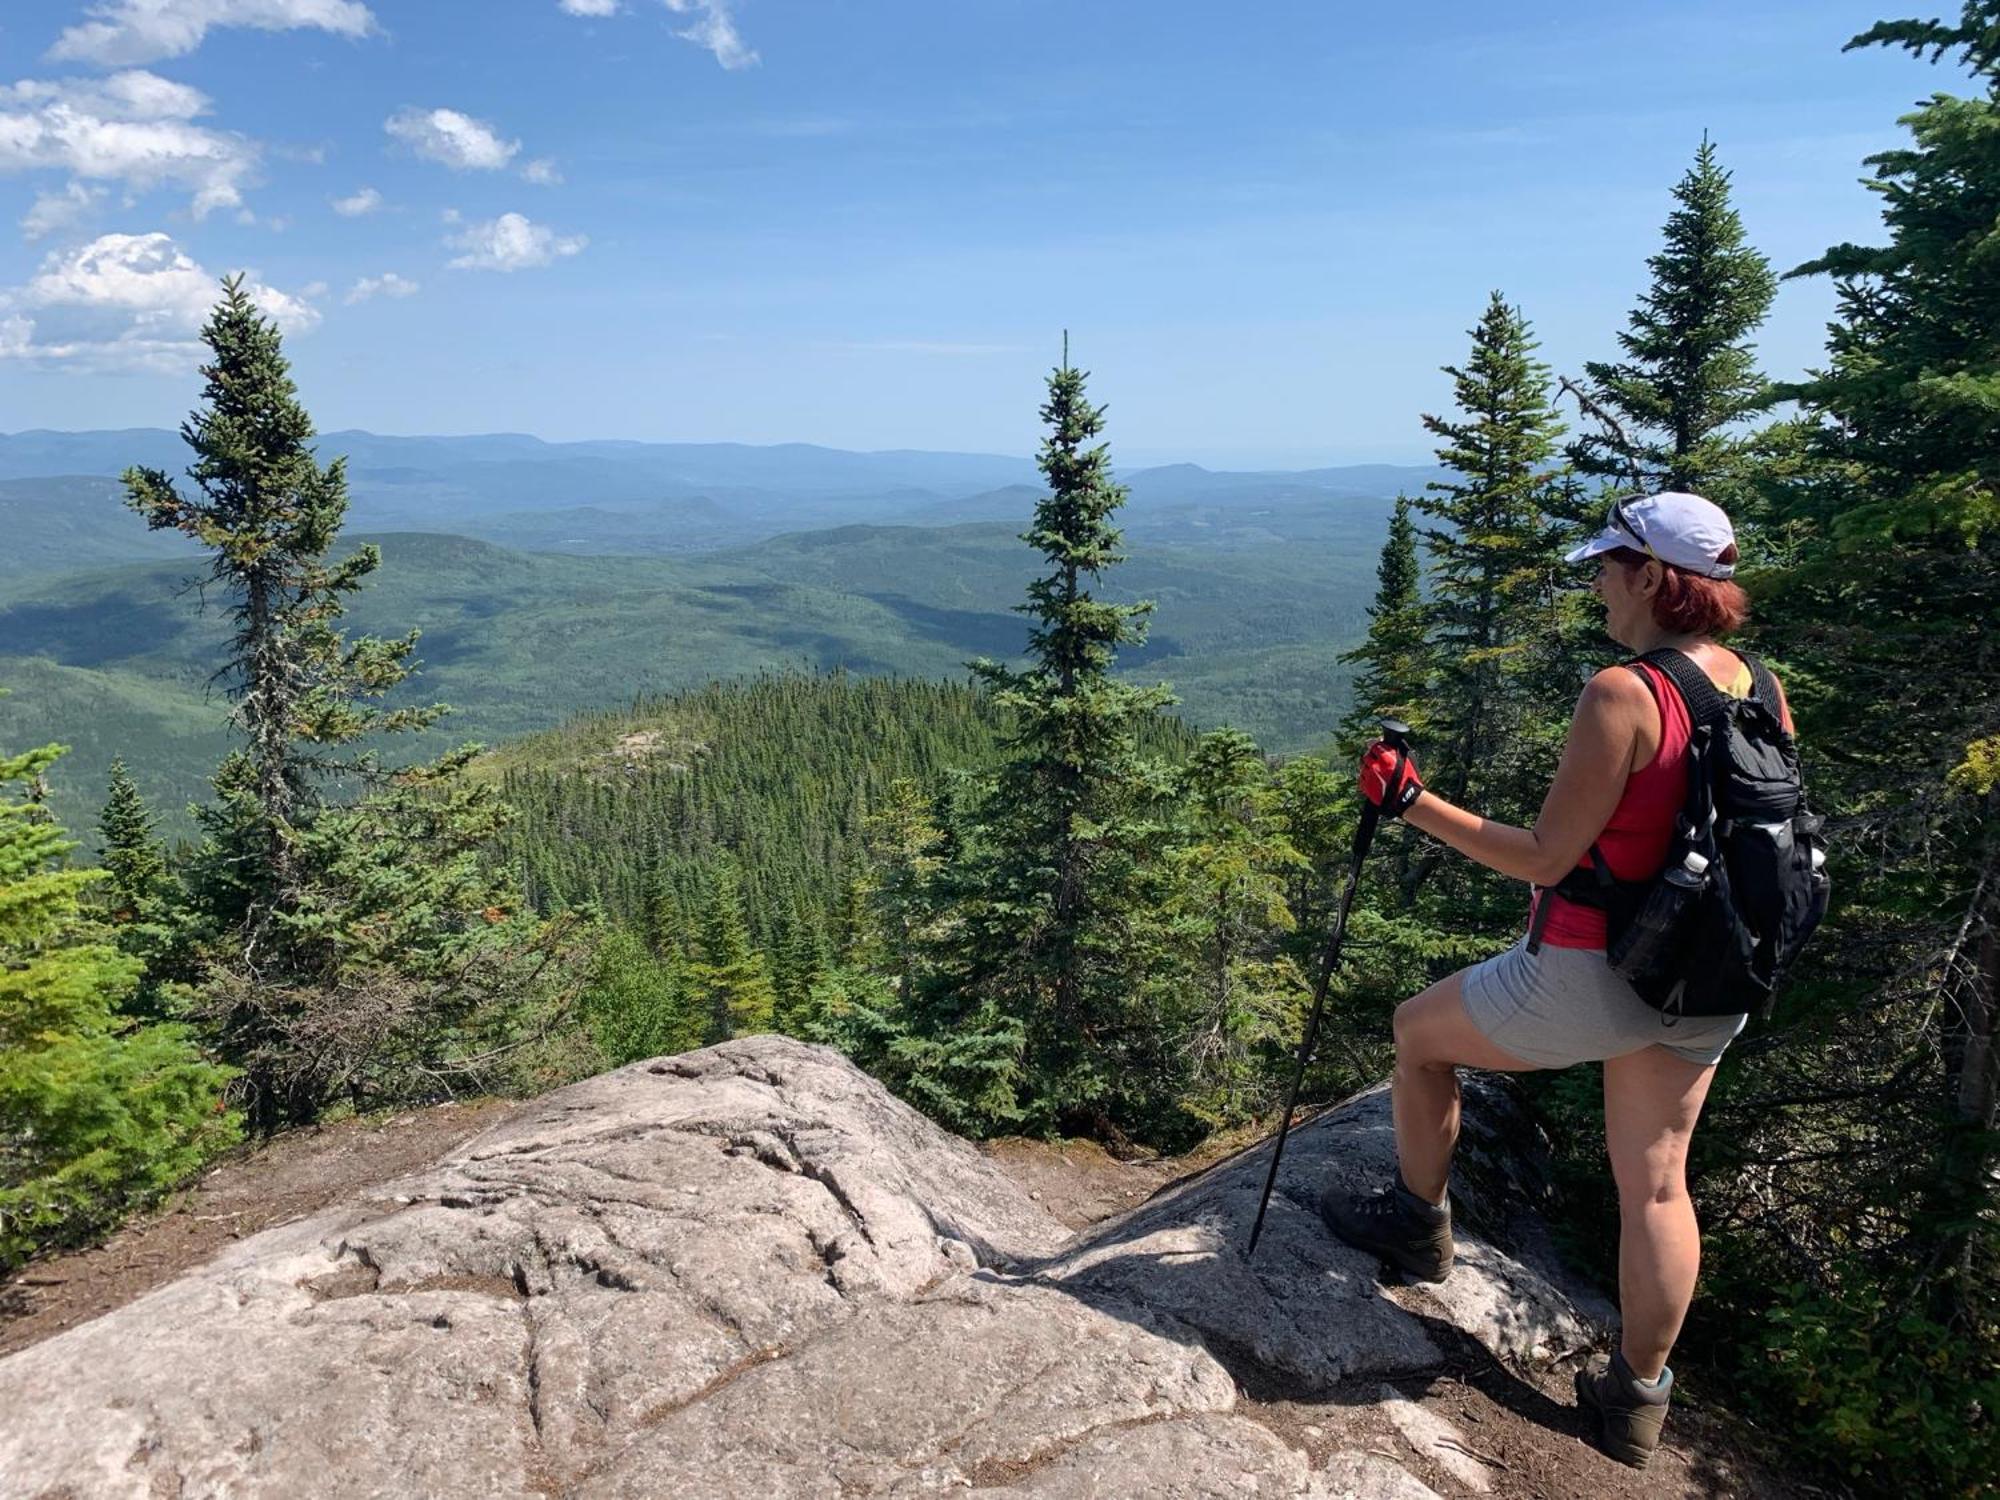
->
[[0, 476, 202, 580], [0, 512, 1379, 833]]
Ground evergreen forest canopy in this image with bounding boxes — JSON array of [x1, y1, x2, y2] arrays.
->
[[1, 6, 1996, 1494]]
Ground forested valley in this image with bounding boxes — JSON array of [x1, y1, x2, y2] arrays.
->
[[3, 8, 1995, 1493]]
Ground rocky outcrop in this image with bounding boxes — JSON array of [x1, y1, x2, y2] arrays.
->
[[0, 1037, 1605, 1498]]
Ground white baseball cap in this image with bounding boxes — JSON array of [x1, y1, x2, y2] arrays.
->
[[1564, 490, 1737, 579]]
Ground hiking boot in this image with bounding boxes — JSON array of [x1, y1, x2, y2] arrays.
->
[[1318, 1176, 1454, 1282], [1575, 1349, 1672, 1469]]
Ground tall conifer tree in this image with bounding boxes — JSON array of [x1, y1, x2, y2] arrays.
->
[[125, 278, 440, 967], [95, 758, 182, 1018], [1161, 728, 1307, 1128], [1338, 495, 1428, 752], [1769, 1, 2000, 1330], [123, 280, 558, 1128], [952, 342, 1176, 1129], [689, 863, 777, 1043], [1571, 138, 1777, 502], [1406, 294, 1568, 910]]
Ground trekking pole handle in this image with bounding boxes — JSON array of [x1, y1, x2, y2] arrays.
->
[[1353, 718, 1412, 863]]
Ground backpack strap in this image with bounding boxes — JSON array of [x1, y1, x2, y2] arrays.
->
[[1636, 647, 1731, 729], [1527, 844, 1614, 954], [1739, 651, 1782, 717]]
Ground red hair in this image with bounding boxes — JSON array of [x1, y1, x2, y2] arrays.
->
[[1607, 545, 1749, 637]]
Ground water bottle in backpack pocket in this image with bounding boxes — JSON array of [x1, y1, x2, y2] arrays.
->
[[1607, 849, 1711, 991]]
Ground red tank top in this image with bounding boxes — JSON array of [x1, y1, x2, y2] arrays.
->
[[1531, 658, 1747, 949]]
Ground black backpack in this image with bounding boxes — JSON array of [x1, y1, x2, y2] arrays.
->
[[1530, 648, 1831, 1020]]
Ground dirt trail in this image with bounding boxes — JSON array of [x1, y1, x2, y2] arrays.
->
[[3, 1101, 1815, 1497]]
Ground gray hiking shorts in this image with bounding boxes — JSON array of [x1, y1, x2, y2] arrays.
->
[[1462, 938, 1746, 1070]]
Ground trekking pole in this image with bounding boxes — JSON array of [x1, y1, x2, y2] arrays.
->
[[1245, 718, 1411, 1257]]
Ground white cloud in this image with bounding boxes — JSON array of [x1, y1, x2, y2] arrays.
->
[[21, 181, 107, 240], [561, 0, 755, 67], [446, 212, 586, 272], [0, 70, 258, 219], [345, 271, 417, 304], [50, 0, 376, 67], [663, 0, 756, 69], [520, 157, 562, 186], [0, 230, 318, 371], [385, 106, 519, 172], [330, 185, 382, 216]]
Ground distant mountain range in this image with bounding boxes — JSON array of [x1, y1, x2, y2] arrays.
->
[[0, 429, 1443, 834], [0, 429, 1445, 569]]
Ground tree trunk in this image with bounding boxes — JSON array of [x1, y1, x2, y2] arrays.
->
[[1928, 840, 1999, 1324]]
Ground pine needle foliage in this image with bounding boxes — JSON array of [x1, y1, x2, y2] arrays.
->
[[123, 278, 443, 965], [1159, 728, 1310, 1129], [0, 727, 235, 1268], [949, 347, 1179, 1131], [94, 757, 185, 1019], [1405, 294, 1574, 918], [1571, 138, 1778, 501], [1338, 495, 1428, 753], [122, 280, 569, 1130]]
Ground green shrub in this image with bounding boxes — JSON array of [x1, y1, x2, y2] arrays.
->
[[1748, 1281, 1998, 1498], [0, 734, 238, 1268]]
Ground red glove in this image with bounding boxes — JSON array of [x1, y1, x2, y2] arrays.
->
[[1358, 742, 1423, 817]]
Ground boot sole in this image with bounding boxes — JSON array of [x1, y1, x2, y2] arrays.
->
[[1574, 1368, 1658, 1470]]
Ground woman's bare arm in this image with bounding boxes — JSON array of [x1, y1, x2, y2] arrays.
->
[[1398, 667, 1653, 887]]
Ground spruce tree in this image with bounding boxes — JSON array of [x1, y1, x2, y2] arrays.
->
[[1571, 138, 1777, 503], [580, 926, 700, 1067], [1161, 729, 1307, 1128], [123, 280, 557, 1129], [0, 727, 236, 1267], [1338, 495, 1428, 752], [1768, 1, 2000, 1332], [688, 863, 777, 1042], [95, 758, 182, 1018], [854, 778, 947, 1013], [125, 277, 439, 966], [1407, 293, 1569, 912], [951, 343, 1177, 1130]]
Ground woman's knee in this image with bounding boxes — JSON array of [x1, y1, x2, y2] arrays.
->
[[1392, 993, 1453, 1069], [1611, 1145, 1692, 1213]]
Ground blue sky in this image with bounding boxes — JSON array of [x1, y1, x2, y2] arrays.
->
[[0, 1, 1958, 465]]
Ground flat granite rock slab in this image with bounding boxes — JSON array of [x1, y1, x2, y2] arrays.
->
[[884, 1412, 1352, 1499], [0, 1038, 1601, 1500], [576, 1277, 1238, 1498], [1316, 1450, 1448, 1500], [0, 1038, 1071, 1499], [1026, 1082, 1599, 1391]]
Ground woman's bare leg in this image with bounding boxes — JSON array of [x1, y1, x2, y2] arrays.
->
[[1601, 1046, 1717, 1380], [1390, 968, 1539, 1203]]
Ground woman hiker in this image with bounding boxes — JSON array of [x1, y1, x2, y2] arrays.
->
[[1321, 490, 1790, 1471]]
